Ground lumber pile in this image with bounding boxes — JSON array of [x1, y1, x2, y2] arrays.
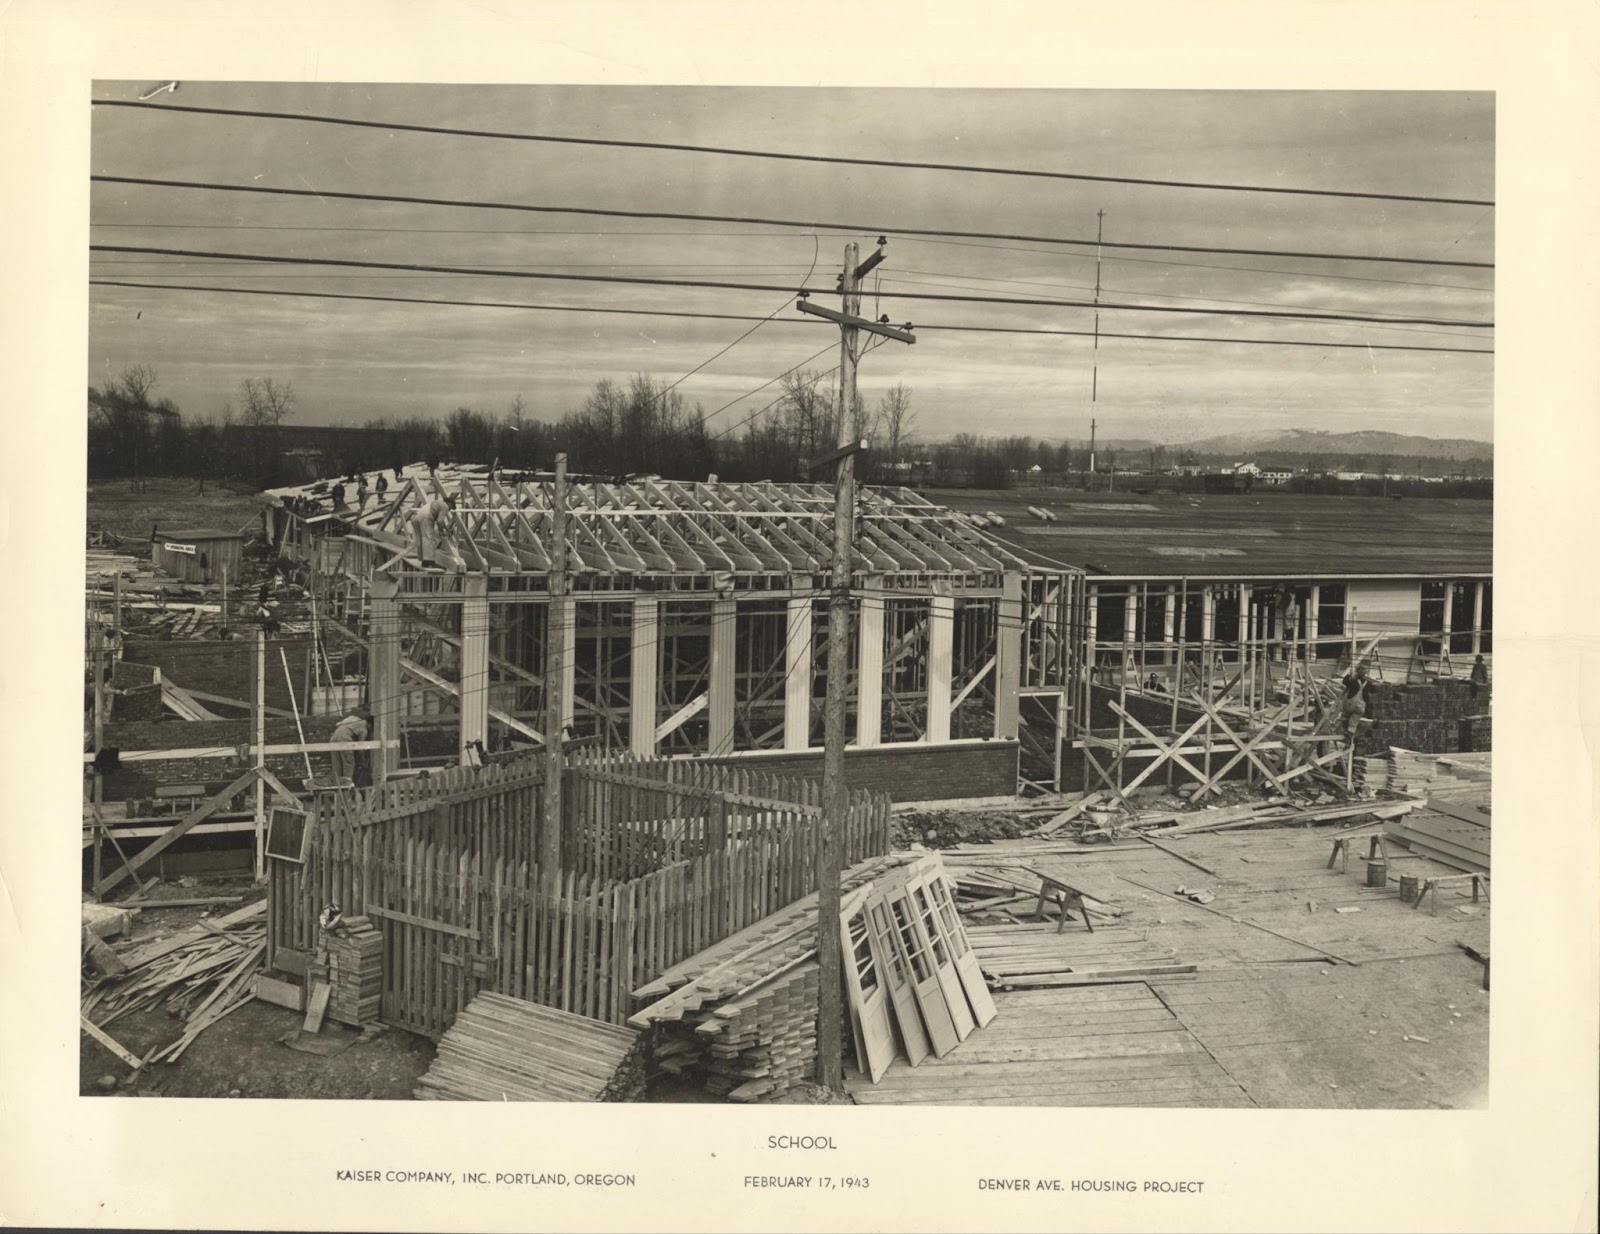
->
[[631, 851, 998, 1101], [1355, 748, 1491, 798], [80, 901, 265, 1064], [326, 916, 383, 1027], [1385, 800, 1490, 874], [415, 992, 646, 1102]]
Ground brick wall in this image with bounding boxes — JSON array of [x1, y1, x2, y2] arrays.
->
[[96, 715, 343, 802], [708, 740, 1019, 803], [122, 637, 317, 712]]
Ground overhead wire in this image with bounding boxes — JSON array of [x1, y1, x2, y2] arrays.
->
[[91, 98, 1496, 207], [88, 244, 1495, 327], [89, 176, 1495, 270], [87, 280, 1494, 355]]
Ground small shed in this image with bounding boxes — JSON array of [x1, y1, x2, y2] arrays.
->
[[150, 527, 244, 585]]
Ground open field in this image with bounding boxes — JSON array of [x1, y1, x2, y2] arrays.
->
[[928, 488, 1492, 576], [87, 477, 267, 550]]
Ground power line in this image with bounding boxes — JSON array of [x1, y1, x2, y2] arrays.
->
[[88, 245, 1496, 328], [87, 280, 1494, 354], [91, 98, 1496, 207], [897, 235, 1496, 293], [92, 219, 1498, 294], [90, 175, 1495, 271]]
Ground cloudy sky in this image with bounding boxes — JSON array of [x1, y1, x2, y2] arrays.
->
[[89, 85, 1493, 444]]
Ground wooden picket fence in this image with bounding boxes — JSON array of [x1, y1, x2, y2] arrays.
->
[[267, 748, 893, 1034], [561, 749, 890, 884]]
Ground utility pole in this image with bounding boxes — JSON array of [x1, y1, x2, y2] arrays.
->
[[540, 453, 569, 880], [1088, 208, 1105, 492], [799, 240, 914, 1091]]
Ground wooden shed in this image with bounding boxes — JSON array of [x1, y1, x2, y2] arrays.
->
[[150, 527, 244, 585]]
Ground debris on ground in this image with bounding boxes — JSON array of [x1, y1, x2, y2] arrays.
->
[[80, 901, 266, 1067]]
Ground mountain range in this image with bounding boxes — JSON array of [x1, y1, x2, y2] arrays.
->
[[1098, 428, 1492, 460]]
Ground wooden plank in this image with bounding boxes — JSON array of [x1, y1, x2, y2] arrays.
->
[[94, 768, 262, 895]]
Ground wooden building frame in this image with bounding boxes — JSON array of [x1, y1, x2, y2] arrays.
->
[[1066, 571, 1493, 798], [265, 466, 1084, 791]]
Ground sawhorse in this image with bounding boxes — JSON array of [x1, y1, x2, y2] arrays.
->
[[1033, 873, 1095, 934], [1327, 829, 1391, 875], [1413, 871, 1489, 916]]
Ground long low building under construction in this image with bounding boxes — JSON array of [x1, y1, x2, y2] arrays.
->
[[263, 466, 1490, 800]]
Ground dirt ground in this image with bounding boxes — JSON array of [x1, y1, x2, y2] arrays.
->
[[82, 880, 436, 1101]]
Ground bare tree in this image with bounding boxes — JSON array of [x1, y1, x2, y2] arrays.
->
[[876, 383, 916, 465], [114, 364, 158, 406], [239, 376, 295, 428], [239, 377, 294, 480]]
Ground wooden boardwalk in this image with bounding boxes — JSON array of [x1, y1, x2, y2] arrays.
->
[[843, 824, 1490, 1108], [846, 984, 1254, 1107]]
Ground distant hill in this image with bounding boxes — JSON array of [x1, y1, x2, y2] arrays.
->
[[1171, 428, 1492, 460]]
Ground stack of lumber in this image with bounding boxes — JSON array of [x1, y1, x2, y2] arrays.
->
[[1384, 799, 1490, 874], [1355, 748, 1492, 798], [326, 916, 383, 1027], [697, 959, 823, 1101], [630, 853, 922, 1101], [415, 992, 647, 1102], [968, 922, 1194, 989], [80, 900, 265, 1064]]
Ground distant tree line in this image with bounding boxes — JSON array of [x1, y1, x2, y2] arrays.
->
[[86, 365, 1489, 492]]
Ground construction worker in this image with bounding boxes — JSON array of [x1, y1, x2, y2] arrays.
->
[[1339, 665, 1374, 739], [329, 710, 370, 784], [1469, 653, 1490, 701]]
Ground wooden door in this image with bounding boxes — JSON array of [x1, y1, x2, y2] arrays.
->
[[907, 874, 976, 1040], [926, 873, 997, 1027], [882, 884, 960, 1057], [865, 892, 930, 1067], [840, 899, 897, 1083]]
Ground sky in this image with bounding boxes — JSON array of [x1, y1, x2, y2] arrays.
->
[[88, 85, 1494, 445]]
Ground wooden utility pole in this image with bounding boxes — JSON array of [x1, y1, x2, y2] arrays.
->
[[253, 627, 266, 881], [539, 453, 569, 879], [799, 240, 914, 1091]]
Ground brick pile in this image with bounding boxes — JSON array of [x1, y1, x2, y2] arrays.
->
[[326, 915, 383, 1027]]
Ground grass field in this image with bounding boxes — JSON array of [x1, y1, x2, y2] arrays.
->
[[83, 476, 1491, 580], [86, 477, 267, 552], [929, 488, 1492, 576]]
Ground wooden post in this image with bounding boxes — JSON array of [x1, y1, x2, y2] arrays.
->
[[1471, 581, 1484, 656], [630, 596, 659, 757], [1169, 579, 1186, 789], [369, 573, 400, 783], [254, 628, 266, 881], [708, 595, 737, 755], [926, 593, 954, 743], [783, 581, 813, 751], [460, 573, 490, 764], [855, 576, 885, 748], [1441, 582, 1455, 670], [219, 565, 227, 632], [995, 572, 1023, 741], [540, 454, 569, 879]]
